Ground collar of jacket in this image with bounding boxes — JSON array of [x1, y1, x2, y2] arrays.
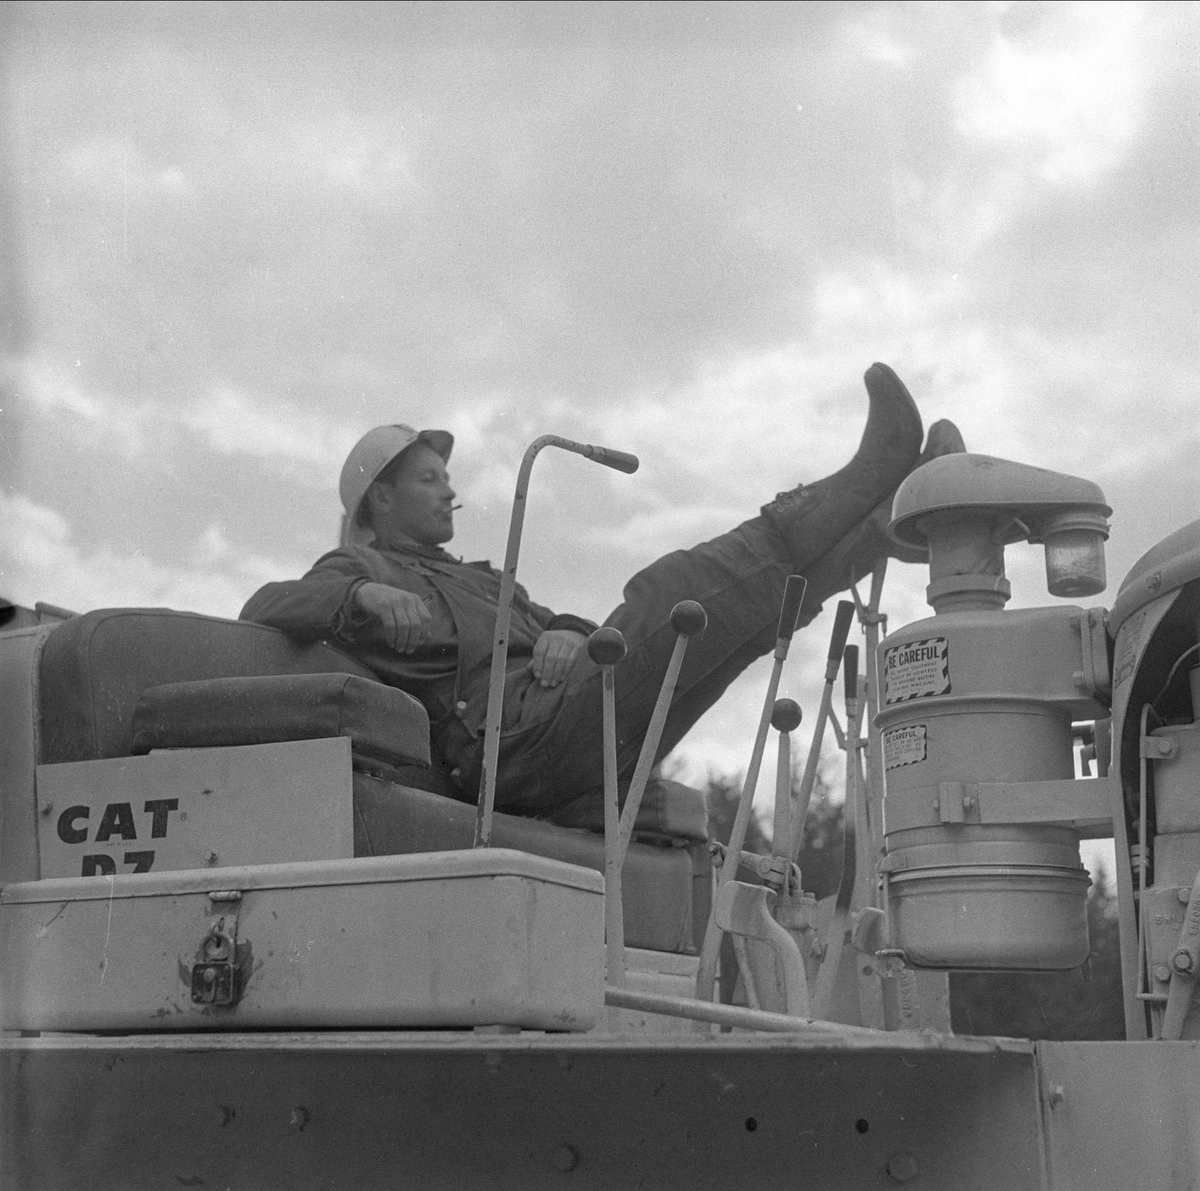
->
[[369, 537, 461, 566]]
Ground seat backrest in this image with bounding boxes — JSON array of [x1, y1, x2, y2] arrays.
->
[[37, 608, 377, 765]]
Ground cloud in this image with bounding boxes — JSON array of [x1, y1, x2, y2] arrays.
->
[[14, 356, 160, 458], [13, 353, 377, 490], [180, 388, 362, 486], [0, 491, 290, 618], [956, 3, 1143, 188], [61, 136, 195, 200]]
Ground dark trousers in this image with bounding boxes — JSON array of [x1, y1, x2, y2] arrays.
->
[[495, 514, 800, 810]]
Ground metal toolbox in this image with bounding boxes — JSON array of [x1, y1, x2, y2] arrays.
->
[[0, 848, 604, 1032]]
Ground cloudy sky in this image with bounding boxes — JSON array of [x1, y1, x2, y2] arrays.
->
[[3, 1, 1199, 829]]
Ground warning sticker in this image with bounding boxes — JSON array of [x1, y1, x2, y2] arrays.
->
[[883, 637, 950, 704], [883, 725, 927, 770]]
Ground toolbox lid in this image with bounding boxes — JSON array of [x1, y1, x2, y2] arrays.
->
[[0, 848, 604, 903]]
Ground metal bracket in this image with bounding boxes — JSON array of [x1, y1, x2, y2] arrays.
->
[[714, 881, 810, 1018], [934, 782, 975, 824], [887, 776, 1116, 837], [850, 906, 887, 955], [709, 843, 798, 893], [1141, 735, 1178, 761], [1161, 871, 1200, 1040]]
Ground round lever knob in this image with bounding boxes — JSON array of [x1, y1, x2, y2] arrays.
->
[[771, 698, 803, 733], [669, 600, 707, 637], [587, 626, 628, 666]]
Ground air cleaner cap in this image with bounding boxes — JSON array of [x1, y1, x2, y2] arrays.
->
[[888, 454, 1111, 552]]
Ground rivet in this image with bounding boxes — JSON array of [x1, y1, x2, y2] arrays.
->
[[204, 850, 218, 864], [215, 1105, 235, 1127], [1047, 1084, 1066, 1108], [551, 1144, 579, 1172], [1179, 888, 1192, 904], [886, 1152, 919, 1183]]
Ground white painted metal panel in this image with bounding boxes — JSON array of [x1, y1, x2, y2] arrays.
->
[[35, 737, 354, 878], [0, 849, 604, 1032]]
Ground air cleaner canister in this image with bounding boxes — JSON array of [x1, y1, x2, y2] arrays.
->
[[877, 605, 1101, 970]]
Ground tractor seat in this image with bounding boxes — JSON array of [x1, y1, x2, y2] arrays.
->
[[32, 608, 711, 951]]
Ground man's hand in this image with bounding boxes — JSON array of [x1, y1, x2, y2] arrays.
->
[[355, 582, 433, 654], [530, 628, 585, 688]]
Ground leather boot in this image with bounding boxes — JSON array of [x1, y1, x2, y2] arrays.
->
[[762, 362, 924, 567], [796, 417, 968, 615]]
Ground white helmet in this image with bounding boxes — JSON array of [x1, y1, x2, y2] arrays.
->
[[339, 424, 454, 547]]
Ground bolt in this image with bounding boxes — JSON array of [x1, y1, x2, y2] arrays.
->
[[551, 1144, 579, 1172], [289, 1106, 309, 1131], [1180, 888, 1193, 904], [1047, 1084, 1066, 1109], [886, 1152, 919, 1183], [1171, 949, 1196, 975], [1158, 739, 1173, 756], [962, 795, 975, 809], [1154, 964, 1172, 983]]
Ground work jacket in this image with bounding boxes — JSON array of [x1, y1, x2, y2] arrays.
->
[[239, 540, 597, 795]]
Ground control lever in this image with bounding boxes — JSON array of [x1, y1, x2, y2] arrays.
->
[[812, 644, 862, 1019], [587, 626, 629, 992], [695, 574, 807, 1011], [768, 699, 803, 894], [790, 600, 856, 862], [705, 699, 811, 1018], [474, 436, 640, 848], [614, 600, 708, 869]]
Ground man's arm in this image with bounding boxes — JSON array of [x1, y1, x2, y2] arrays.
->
[[241, 550, 375, 642], [352, 582, 433, 654]]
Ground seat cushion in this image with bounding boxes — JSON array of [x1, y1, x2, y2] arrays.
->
[[352, 775, 709, 954], [130, 673, 430, 768], [38, 609, 377, 764], [543, 778, 709, 844]]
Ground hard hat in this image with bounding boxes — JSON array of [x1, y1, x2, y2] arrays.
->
[[339, 424, 454, 545]]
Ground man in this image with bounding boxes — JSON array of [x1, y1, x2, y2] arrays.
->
[[241, 363, 963, 814]]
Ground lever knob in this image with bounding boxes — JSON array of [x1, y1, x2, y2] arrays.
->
[[669, 600, 707, 637], [587, 626, 628, 666], [771, 698, 803, 733]]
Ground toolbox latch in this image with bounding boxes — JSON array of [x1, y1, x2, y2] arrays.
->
[[191, 917, 245, 1008]]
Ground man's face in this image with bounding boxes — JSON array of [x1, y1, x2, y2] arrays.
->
[[368, 442, 457, 546]]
